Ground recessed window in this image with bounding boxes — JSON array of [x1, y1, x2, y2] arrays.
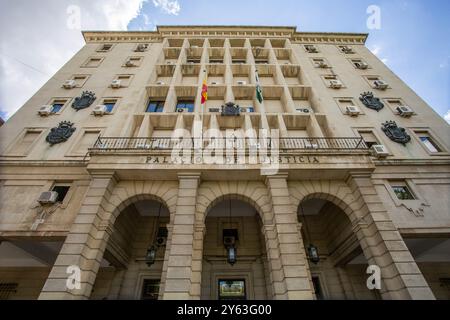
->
[[209, 58, 223, 64], [51, 103, 64, 113], [6, 129, 43, 156], [146, 101, 164, 113], [124, 57, 143, 67], [176, 100, 195, 113], [51, 185, 71, 203], [83, 57, 103, 68], [357, 130, 379, 148], [113, 75, 133, 87], [103, 99, 117, 113], [312, 58, 329, 68], [72, 75, 89, 87], [232, 59, 246, 64], [187, 58, 201, 64], [391, 184, 415, 200], [97, 44, 113, 52], [304, 45, 319, 53], [415, 131, 442, 153], [0, 283, 18, 300], [255, 59, 269, 64], [312, 276, 324, 300], [141, 279, 160, 300]]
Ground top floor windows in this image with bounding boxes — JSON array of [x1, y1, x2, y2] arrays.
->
[[97, 44, 113, 52]]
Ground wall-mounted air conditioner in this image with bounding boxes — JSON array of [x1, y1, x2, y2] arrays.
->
[[296, 108, 311, 114], [209, 108, 220, 113], [38, 191, 58, 205], [156, 81, 165, 85], [346, 105, 360, 116], [136, 44, 149, 52], [63, 80, 76, 89], [125, 59, 136, 67], [38, 105, 53, 116], [111, 80, 122, 88], [372, 144, 389, 158], [237, 80, 247, 85], [177, 107, 189, 113], [397, 105, 414, 117], [329, 80, 343, 89], [93, 105, 107, 116], [317, 61, 329, 68], [355, 62, 369, 70], [374, 80, 389, 90]]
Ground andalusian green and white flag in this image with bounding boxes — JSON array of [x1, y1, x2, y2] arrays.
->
[[255, 70, 264, 103]]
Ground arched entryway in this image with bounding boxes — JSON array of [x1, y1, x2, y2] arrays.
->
[[90, 197, 170, 300], [297, 198, 380, 300], [201, 196, 271, 300]]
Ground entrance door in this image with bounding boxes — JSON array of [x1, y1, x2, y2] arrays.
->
[[218, 279, 247, 300]]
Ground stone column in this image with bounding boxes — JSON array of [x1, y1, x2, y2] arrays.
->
[[161, 173, 201, 300], [347, 172, 435, 300], [39, 172, 118, 300], [265, 174, 315, 300]]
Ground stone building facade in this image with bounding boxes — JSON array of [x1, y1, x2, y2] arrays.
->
[[0, 26, 449, 300]]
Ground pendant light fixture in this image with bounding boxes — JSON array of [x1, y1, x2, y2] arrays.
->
[[223, 198, 237, 266], [300, 202, 320, 264], [145, 202, 163, 267]]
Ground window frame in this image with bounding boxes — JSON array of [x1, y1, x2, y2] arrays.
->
[[96, 43, 114, 52], [334, 97, 366, 115], [4, 127, 46, 157], [66, 127, 105, 157], [410, 128, 448, 155], [146, 100, 165, 113], [175, 100, 195, 113], [82, 56, 105, 68]]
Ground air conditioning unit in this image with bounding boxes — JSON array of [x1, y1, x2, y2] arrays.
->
[[125, 59, 136, 67], [211, 81, 220, 85], [372, 144, 389, 158], [317, 61, 329, 68], [355, 62, 369, 70], [346, 105, 361, 116], [237, 80, 247, 85], [296, 108, 311, 114], [177, 107, 189, 113], [156, 81, 165, 85], [136, 44, 149, 52], [93, 105, 107, 116], [397, 105, 414, 117], [191, 45, 199, 49], [38, 105, 53, 116], [341, 46, 354, 53], [306, 45, 318, 53], [166, 61, 174, 65], [374, 80, 389, 90], [239, 107, 247, 113], [111, 80, 122, 88], [38, 191, 58, 205], [329, 79, 343, 89], [209, 108, 220, 113], [63, 80, 76, 89]]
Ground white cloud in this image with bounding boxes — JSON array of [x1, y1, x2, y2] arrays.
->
[[370, 44, 389, 66], [152, 0, 181, 15], [0, 0, 147, 119], [444, 110, 450, 124]]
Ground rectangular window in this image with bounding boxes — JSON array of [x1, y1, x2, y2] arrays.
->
[[51, 185, 71, 203], [51, 103, 64, 113], [391, 185, 415, 200], [72, 75, 89, 87], [71, 130, 101, 155], [83, 57, 103, 68], [415, 132, 442, 153], [232, 59, 246, 64], [358, 130, 379, 148], [0, 283, 18, 300], [312, 276, 324, 300], [103, 99, 117, 113], [97, 44, 113, 52], [6, 129, 43, 156], [209, 59, 223, 64], [141, 279, 160, 300], [218, 279, 246, 300], [176, 100, 195, 113], [146, 101, 164, 113]]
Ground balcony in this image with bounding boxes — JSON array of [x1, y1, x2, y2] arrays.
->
[[89, 137, 369, 154]]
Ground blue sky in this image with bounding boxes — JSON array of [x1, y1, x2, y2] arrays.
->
[[0, 0, 449, 122]]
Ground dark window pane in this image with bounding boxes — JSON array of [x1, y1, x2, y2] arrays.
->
[[52, 186, 70, 202], [104, 103, 115, 113], [312, 276, 324, 300], [420, 136, 441, 153], [51, 104, 64, 113], [141, 279, 160, 300], [176, 101, 194, 112], [392, 186, 415, 200], [146, 101, 164, 113]]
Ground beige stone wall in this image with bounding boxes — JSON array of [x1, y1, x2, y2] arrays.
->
[[0, 267, 50, 300]]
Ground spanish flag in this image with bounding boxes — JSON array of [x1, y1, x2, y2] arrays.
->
[[201, 70, 208, 104]]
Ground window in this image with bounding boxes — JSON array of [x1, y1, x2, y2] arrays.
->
[[358, 130, 379, 148], [113, 75, 133, 87], [141, 279, 160, 300], [176, 100, 195, 113], [351, 59, 369, 69], [419, 135, 442, 153], [97, 44, 113, 52], [232, 59, 246, 64], [218, 279, 246, 300], [312, 58, 329, 68], [51, 103, 64, 113], [124, 56, 143, 67], [338, 45, 354, 54], [6, 129, 43, 156], [255, 59, 269, 64], [146, 101, 164, 113], [209, 58, 223, 64], [391, 184, 415, 200], [187, 58, 201, 64], [72, 75, 89, 87], [304, 45, 319, 53], [51, 185, 70, 203], [103, 99, 117, 113], [83, 57, 103, 68]]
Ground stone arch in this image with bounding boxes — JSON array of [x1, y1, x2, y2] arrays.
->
[[195, 181, 274, 224], [102, 180, 179, 226], [288, 180, 367, 225]]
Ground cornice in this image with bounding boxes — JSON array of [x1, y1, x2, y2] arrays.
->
[[82, 25, 368, 44]]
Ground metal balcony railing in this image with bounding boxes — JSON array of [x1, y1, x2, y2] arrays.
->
[[89, 137, 369, 153]]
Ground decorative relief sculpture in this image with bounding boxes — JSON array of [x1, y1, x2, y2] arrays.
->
[[381, 121, 411, 145], [46, 121, 76, 146], [221, 102, 241, 116], [359, 92, 384, 111], [72, 91, 96, 111]]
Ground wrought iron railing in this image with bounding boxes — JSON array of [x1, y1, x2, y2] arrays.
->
[[89, 137, 368, 153]]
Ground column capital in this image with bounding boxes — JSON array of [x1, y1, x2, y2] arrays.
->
[[177, 172, 202, 181], [264, 172, 289, 184], [88, 170, 120, 182]]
